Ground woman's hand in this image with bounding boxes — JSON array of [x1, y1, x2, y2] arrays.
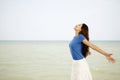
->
[[105, 54, 116, 63]]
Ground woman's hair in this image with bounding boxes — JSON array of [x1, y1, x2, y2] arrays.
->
[[79, 23, 90, 57]]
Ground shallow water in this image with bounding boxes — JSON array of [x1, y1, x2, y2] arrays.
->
[[0, 41, 119, 80]]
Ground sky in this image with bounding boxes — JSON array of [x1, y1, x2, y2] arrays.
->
[[0, 0, 120, 41]]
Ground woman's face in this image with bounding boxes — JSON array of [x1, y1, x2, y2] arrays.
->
[[74, 24, 82, 32]]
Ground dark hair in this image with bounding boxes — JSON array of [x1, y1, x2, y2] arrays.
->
[[79, 23, 90, 57]]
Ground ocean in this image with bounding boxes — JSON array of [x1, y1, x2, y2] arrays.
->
[[0, 41, 120, 80]]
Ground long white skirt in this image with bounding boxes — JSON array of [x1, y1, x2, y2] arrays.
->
[[71, 58, 92, 80]]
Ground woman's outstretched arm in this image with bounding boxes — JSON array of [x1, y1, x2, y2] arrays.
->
[[83, 39, 116, 63]]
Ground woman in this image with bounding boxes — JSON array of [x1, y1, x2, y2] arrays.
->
[[69, 23, 115, 80]]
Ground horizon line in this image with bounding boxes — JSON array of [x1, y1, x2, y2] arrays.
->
[[0, 40, 120, 42]]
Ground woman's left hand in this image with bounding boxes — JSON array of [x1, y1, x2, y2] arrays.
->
[[106, 54, 116, 63]]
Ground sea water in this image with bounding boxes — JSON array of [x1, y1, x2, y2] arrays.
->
[[0, 41, 120, 80]]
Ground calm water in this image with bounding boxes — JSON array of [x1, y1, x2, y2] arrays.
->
[[0, 41, 120, 80]]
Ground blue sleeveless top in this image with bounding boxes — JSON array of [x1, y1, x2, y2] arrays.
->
[[69, 34, 86, 60]]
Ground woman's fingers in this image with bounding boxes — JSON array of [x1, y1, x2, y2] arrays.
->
[[107, 55, 116, 63]]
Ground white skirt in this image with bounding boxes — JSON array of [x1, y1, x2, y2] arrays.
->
[[71, 58, 92, 80]]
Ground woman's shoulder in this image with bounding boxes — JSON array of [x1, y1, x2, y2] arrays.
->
[[78, 34, 86, 40], [78, 34, 85, 37]]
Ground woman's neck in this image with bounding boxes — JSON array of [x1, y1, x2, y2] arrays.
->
[[75, 31, 79, 36]]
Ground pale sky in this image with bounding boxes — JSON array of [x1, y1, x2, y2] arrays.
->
[[0, 0, 120, 40]]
